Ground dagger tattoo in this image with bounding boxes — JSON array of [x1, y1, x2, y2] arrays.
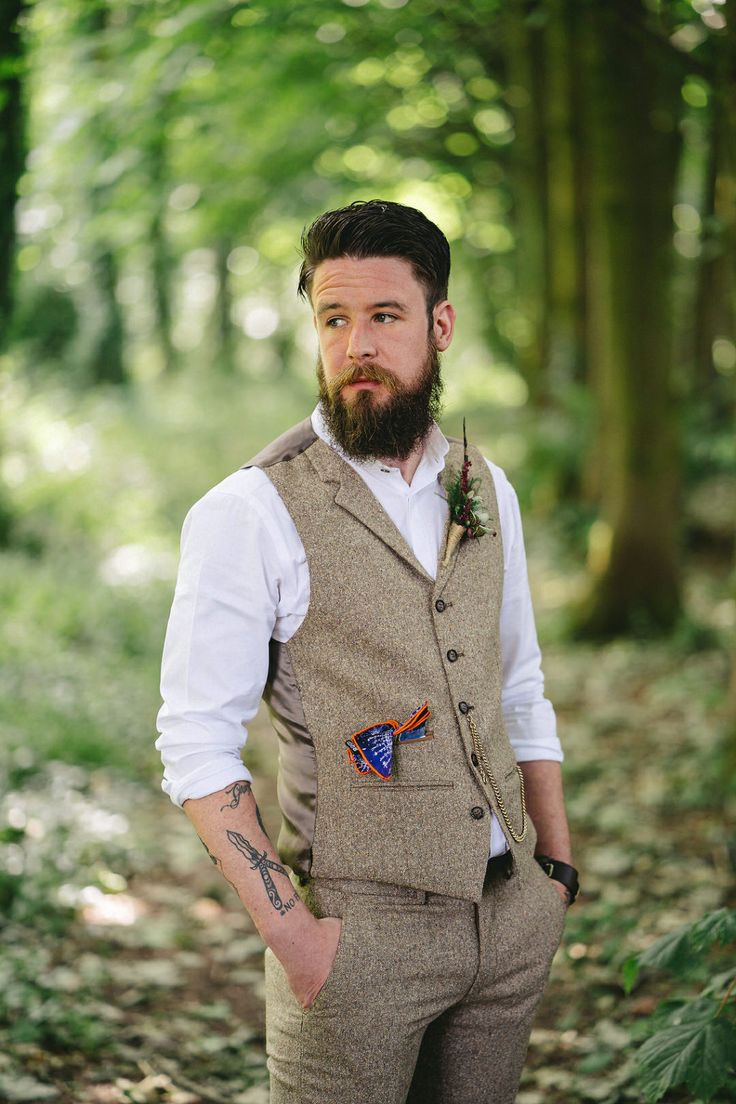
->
[[226, 830, 297, 916]]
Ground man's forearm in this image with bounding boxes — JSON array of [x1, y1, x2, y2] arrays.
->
[[519, 760, 572, 864], [183, 780, 340, 1006], [184, 781, 305, 950]]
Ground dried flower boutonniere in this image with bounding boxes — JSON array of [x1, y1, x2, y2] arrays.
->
[[441, 419, 492, 567]]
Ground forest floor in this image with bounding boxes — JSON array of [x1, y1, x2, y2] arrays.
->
[[1, 563, 733, 1104]]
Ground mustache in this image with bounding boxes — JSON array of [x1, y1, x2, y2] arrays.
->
[[325, 361, 400, 397]]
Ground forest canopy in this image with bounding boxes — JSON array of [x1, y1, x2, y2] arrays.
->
[[2, 0, 734, 635]]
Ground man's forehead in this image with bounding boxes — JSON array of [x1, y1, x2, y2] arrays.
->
[[311, 256, 424, 306]]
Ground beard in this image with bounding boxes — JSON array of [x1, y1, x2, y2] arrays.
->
[[317, 341, 444, 462]]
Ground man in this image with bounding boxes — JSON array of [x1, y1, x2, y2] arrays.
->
[[156, 199, 578, 1104]]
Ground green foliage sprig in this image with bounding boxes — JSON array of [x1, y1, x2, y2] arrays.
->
[[441, 420, 493, 567], [444, 419, 492, 539], [623, 908, 736, 1103]]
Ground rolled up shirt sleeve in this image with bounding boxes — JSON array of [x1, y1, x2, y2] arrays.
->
[[488, 463, 563, 764], [155, 477, 291, 806]]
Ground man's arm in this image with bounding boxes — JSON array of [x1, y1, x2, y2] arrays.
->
[[488, 464, 575, 902], [519, 760, 573, 904], [523, 759, 573, 905], [519, 761, 571, 862], [156, 480, 338, 1006], [184, 779, 340, 1008]]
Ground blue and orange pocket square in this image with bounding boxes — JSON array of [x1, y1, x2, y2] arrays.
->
[[345, 703, 431, 780]]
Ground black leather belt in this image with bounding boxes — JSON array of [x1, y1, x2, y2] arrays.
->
[[485, 850, 514, 885]]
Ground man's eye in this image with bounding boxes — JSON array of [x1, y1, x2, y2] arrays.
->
[[374, 313, 397, 323], [325, 317, 346, 328]]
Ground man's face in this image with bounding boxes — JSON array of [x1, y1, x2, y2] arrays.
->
[[311, 256, 455, 461]]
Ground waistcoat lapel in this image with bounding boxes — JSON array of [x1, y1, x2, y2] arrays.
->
[[308, 437, 433, 583]]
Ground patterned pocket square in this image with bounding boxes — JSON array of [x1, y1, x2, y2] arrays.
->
[[345, 703, 431, 780]]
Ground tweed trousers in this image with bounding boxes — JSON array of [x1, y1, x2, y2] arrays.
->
[[264, 855, 566, 1104]]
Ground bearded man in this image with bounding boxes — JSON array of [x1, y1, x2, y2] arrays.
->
[[156, 200, 578, 1104]]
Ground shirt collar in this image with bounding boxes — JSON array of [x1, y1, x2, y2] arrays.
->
[[311, 403, 449, 492]]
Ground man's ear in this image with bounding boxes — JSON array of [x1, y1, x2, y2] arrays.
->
[[432, 301, 456, 352]]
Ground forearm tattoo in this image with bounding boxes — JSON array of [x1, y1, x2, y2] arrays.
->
[[220, 780, 252, 812], [226, 830, 297, 916], [219, 781, 270, 841], [197, 784, 292, 912], [198, 836, 238, 893], [198, 836, 219, 866]]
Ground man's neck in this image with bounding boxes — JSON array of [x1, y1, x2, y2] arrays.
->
[[380, 444, 424, 486]]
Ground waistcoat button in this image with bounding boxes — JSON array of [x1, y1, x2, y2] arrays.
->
[[471, 806, 485, 820], [447, 649, 458, 662], [435, 599, 446, 612], [471, 753, 479, 767], [458, 701, 470, 714]]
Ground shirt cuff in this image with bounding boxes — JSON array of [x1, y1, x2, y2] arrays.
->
[[162, 761, 254, 808], [505, 700, 564, 763]]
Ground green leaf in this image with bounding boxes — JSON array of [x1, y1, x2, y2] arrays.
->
[[689, 908, 736, 954], [636, 1000, 736, 1103], [635, 908, 736, 977], [637, 923, 695, 976], [622, 954, 640, 994], [703, 967, 736, 999]]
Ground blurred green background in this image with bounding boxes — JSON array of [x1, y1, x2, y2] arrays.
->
[[0, 1, 734, 1102]]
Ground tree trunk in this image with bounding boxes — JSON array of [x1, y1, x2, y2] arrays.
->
[[72, 0, 127, 385], [89, 247, 126, 385], [150, 204, 177, 374], [693, 9, 736, 398], [721, 0, 736, 805], [0, 1, 24, 542], [576, 1, 684, 636], [502, 0, 549, 403], [0, 0, 24, 344], [543, 0, 586, 389], [213, 238, 236, 373], [147, 111, 177, 374]]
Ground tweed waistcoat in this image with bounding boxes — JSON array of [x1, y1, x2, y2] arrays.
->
[[246, 419, 537, 903]]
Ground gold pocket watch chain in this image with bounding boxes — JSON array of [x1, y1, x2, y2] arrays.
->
[[468, 714, 528, 843]]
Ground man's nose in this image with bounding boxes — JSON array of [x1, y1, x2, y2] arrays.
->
[[346, 320, 377, 360]]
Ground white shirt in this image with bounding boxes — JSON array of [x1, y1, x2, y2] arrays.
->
[[155, 406, 562, 856]]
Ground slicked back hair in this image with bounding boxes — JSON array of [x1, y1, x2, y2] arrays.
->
[[297, 200, 451, 316]]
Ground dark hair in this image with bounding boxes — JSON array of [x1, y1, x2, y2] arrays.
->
[[297, 199, 451, 312]]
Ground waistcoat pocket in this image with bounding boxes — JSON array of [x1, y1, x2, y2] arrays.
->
[[350, 779, 455, 790]]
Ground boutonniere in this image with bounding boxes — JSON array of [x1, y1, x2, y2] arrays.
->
[[441, 419, 492, 567]]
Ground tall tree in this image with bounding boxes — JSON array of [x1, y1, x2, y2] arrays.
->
[[502, 0, 549, 402], [212, 237, 235, 374], [576, 0, 685, 635], [542, 0, 587, 388], [71, 0, 128, 384], [693, 3, 736, 396], [0, 0, 24, 545], [0, 0, 24, 343], [147, 116, 177, 375]]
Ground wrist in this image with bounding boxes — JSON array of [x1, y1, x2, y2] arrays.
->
[[535, 853, 580, 905], [263, 897, 318, 959]]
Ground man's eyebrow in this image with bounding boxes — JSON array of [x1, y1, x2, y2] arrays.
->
[[316, 299, 409, 315], [372, 300, 409, 312]]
